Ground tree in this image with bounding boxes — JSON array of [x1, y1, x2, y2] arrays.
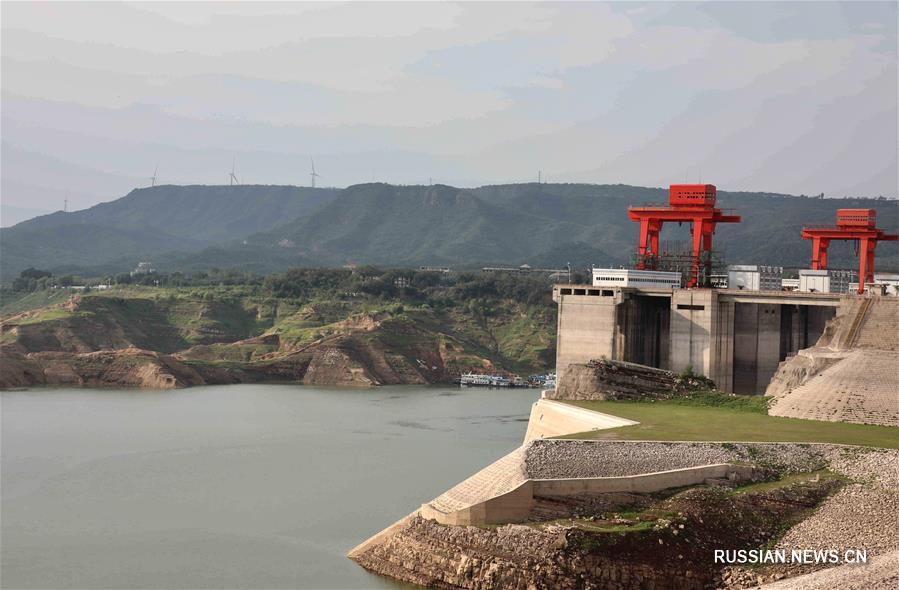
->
[[19, 268, 52, 280]]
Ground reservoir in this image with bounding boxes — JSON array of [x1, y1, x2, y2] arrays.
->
[[1, 384, 536, 589]]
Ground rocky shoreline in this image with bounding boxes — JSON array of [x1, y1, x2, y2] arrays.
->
[[0, 339, 439, 390], [351, 441, 899, 589]]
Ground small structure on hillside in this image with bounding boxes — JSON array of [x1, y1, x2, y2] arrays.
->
[[418, 266, 452, 274], [481, 264, 570, 277], [130, 261, 155, 276]]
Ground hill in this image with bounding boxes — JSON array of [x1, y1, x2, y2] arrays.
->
[[0, 185, 339, 281], [210, 183, 898, 272], [242, 183, 552, 267], [2, 182, 896, 280], [0, 270, 557, 388]]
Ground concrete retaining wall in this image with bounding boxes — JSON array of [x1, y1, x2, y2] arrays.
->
[[533, 463, 753, 496], [421, 481, 534, 526], [523, 398, 638, 443], [421, 463, 754, 526]]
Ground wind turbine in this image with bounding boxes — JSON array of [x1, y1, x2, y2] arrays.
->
[[310, 157, 320, 188], [229, 157, 240, 186], [150, 164, 158, 187]]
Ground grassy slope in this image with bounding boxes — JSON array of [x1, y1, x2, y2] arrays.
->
[[262, 300, 554, 374], [0, 289, 79, 315], [2, 287, 273, 352], [81, 289, 268, 349], [1, 286, 557, 374], [444, 303, 555, 375], [562, 397, 899, 449]]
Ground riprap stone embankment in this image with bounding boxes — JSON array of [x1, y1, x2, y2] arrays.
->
[[351, 439, 899, 589], [767, 298, 899, 427]]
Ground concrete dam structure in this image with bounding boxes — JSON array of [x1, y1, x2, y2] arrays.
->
[[553, 285, 843, 394]]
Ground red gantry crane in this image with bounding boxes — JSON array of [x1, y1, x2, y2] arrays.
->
[[628, 184, 741, 288], [801, 209, 898, 295]]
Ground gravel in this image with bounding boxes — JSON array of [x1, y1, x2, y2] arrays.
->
[[523, 440, 836, 480], [828, 448, 899, 490], [518, 440, 899, 589], [767, 449, 899, 584], [775, 484, 899, 556]]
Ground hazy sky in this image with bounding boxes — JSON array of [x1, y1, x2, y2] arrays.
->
[[1, 1, 896, 221]]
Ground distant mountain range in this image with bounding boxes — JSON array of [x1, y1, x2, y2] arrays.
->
[[0, 185, 338, 280], [1, 204, 53, 228], [2, 182, 896, 282]]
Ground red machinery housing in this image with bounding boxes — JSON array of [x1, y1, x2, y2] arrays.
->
[[836, 209, 877, 228], [669, 184, 717, 207], [802, 209, 898, 294], [628, 184, 741, 288]]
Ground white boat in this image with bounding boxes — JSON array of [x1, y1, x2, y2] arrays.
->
[[460, 373, 513, 387], [543, 372, 557, 389]]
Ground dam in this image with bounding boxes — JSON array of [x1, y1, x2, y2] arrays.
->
[[553, 285, 843, 394], [550, 184, 897, 395]]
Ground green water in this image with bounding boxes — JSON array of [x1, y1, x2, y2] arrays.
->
[[1, 384, 536, 589]]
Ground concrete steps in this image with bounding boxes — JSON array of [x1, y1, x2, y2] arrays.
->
[[838, 298, 872, 350], [854, 299, 899, 351]]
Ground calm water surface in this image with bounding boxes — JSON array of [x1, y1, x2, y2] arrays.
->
[[1, 384, 536, 589]]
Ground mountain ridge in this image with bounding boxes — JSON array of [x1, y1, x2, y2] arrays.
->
[[2, 182, 896, 281], [1, 184, 339, 280]]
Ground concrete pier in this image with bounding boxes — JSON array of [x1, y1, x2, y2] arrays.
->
[[553, 285, 841, 394]]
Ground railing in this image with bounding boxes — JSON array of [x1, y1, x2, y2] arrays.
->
[[628, 203, 738, 214], [802, 224, 845, 231], [801, 224, 882, 231]]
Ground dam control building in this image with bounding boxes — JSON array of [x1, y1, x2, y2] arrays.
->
[[553, 284, 839, 395], [554, 184, 896, 395]]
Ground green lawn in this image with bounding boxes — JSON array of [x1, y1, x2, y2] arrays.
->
[[562, 398, 899, 449]]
